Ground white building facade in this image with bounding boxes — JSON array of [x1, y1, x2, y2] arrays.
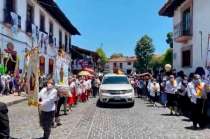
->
[[0, 0, 80, 76], [108, 57, 137, 75], [159, 0, 210, 75]]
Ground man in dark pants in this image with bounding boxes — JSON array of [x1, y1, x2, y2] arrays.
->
[[38, 79, 57, 139], [0, 102, 10, 139], [54, 96, 67, 126]]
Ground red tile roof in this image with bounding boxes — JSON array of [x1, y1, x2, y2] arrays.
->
[[109, 57, 137, 62], [159, 0, 186, 17]]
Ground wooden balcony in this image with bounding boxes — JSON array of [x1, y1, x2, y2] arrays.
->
[[174, 20, 192, 43]]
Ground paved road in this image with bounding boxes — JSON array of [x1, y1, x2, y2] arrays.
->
[[9, 98, 210, 139]]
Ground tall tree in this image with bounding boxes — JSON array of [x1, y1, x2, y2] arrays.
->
[[162, 48, 173, 65], [134, 35, 155, 72], [96, 47, 108, 67], [110, 53, 124, 59], [166, 32, 173, 48]]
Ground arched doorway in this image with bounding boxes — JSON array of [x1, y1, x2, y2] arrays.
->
[[39, 56, 45, 76]]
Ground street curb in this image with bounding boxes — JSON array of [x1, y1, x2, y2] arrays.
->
[[6, 97, 27, 107]]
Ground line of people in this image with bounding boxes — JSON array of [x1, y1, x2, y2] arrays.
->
[[132, 68, 210, 130], [38, 75, 101, 139]]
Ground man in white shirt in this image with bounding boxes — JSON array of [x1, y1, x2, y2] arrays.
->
[[38, 79, 57, 139], [177, 75, 188, 115], [187, 74, 207, 129]]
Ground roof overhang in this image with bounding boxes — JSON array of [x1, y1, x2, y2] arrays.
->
[[37, 0, 81, 35], [71, 45, 99, 58], [159, 0, 186, 17]]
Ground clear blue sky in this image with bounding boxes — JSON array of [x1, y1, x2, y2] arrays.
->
[[56, 0, 172, 57]]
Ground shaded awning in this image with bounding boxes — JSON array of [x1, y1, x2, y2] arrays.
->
[[159, 0, 186, 17]]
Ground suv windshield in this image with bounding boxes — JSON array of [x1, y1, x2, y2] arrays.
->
[[102, 76, 129, 84]]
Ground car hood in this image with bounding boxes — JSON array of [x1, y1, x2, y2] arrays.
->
[[100, 84, 133, 90]]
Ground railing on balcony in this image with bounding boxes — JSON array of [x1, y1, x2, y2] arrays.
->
[[174, 19, 192, 43], [4, 9, 21, 29]]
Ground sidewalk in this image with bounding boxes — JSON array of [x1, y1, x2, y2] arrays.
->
[[0, 93, 27, 106]]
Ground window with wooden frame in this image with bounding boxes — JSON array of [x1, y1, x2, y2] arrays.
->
[[182, 46, 192, 67], [40, 12, 45, 32]]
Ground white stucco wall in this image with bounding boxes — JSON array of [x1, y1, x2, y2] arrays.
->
[[193, 0, 210, 69], [172, 0, 210, 75], [0, 0, 72, 75]]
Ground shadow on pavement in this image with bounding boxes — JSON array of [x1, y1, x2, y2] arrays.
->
[[182, 118, 191, 122], [96, 99, 134, 109], [160, 113, 178, 116], [184, 126, 203, 131]]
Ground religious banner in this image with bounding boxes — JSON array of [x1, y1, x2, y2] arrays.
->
[[26, 48, 39, 107], [55, 49, 70, 97]]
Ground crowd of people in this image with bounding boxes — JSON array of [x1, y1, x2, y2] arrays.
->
[[2, 66, 210, 138], [131, 67, 210, 130], [0, 72, 25, 96], [38, 75, 101, 139]]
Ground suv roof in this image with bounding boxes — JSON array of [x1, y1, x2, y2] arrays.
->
[[104, 73, 127, 77]]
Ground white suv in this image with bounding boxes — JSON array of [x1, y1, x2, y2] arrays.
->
[[99, 74, 135, 106]]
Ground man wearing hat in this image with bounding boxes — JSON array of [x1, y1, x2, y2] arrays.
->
[[187, 74, 207, 129]]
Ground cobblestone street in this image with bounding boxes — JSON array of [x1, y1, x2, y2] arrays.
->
[[9, 98, 210, 139]]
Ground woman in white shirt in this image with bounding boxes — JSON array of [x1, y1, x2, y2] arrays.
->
[[149, 79, 160, 107], [165, 75, 178, 115]]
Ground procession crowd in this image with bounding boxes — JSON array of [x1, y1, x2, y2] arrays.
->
[[38, 75, 101, 139], [131, 67, 210, 130], [2, 66, 210, 139]]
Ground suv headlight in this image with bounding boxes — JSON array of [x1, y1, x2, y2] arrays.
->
[[123, 89, 133, 94], [100, 90, 109, 94]]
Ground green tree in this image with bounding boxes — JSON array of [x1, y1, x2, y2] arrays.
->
[[110, 53, 124, 59], [162, 48, 173, 65], [134, 35, 155, 72], [96, 47, 108, 65], [149, 54, 164, 71], [166, 32, 173, 48]]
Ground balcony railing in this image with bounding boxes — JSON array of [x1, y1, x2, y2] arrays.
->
[[174, 20, 192, 43], [4, 9, 21, 29]]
